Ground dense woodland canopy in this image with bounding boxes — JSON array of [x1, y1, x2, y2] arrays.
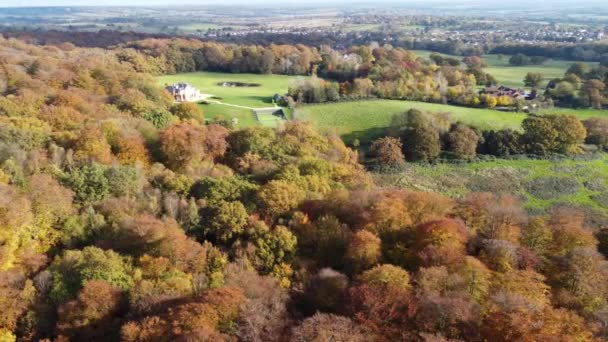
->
[[3, 34, 608, 342]]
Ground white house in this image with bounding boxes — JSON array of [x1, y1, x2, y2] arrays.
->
[[165, 83, 202, 102]]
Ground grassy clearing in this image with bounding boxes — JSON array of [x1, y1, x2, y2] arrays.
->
[[158, 71, 299, 127], [373, 154, 608, 218], [294, 100, 526, 143]]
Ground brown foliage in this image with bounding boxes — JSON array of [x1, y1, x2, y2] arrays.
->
[[346, 283, 417, 340], [369, 136, 405, 166], [73, 125, 113, 165], [56, 280, 125, 341], [290, 313, 374, 342], [159, 123, 207, 170]]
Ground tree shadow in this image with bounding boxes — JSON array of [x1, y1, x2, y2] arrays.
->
[[242, 95, 273, 104], [341, 126, 392, 145]]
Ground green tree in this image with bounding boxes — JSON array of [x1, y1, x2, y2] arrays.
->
[[566, 62, 591, 77], [202, 201, 249, 243], [580, 79, 606, 109], [358, 264, 411, 290], [482, 129, 523, 156], [49, 246, 137, 303], [549, 115, 586, 154], [104, 165, 144, 197], [64, 164, 111, 203], [250, 223, 298, 274], [521, 217, 553, 258], [397, 110, 441, 161], [190, 176, 259, 208], [445, 124, 480, 159], [521, 116, 559, 155], [524, 72, 543, 88], [256, 180, 305, 219], [509, 53, 530, 66]]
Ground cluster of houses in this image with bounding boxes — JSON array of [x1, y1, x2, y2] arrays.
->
[[479, 85, 536, 101]]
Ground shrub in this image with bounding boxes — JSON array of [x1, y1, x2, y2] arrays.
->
[[369, 137, 405, 166], [445, 124, 480, 159], [482, 129, 524, 156], [583, 117, 608, 149]]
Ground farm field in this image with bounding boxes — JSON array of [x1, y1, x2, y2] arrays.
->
[[412, 50, 598, 88], [373, 154, 608, 221], [158, 71, 299, 127]]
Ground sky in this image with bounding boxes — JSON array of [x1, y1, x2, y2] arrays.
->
[[0, 0, 603, 7], [0, 0, 522, 7], [3, 0, 383, 6]]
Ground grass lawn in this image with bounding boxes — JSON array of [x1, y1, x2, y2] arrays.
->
[[203, 103, 258, 127], [412, 50, 598, 88], [158, 71, 300, 127], [294, 100, 527, 143], [158, 71, 296, 107]]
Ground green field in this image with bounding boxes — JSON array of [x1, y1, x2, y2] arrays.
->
[[294, 100, 608, 144], [413, 50, 598, 88], [373, 154, 608, 220], [294, 100, 527, 143], [158, 72, 298, 127]]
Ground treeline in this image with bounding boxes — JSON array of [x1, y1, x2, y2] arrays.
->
[[119, 39, 491, 108], [367, 109, 601, 165], [3, 37, 608, 341], [118, 38, 320, 75], [545, 62, 608, 109], [0, 28, 170, 48], [5, 28, 608, 64], [491, 42, 608, 63]]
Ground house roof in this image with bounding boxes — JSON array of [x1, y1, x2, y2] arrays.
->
[[165, 82, 195, 92]]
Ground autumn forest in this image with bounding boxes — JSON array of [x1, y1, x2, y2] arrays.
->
[[1, 16, 608, 342]]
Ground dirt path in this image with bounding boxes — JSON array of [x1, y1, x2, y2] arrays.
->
[[204, 99, 279, 111]]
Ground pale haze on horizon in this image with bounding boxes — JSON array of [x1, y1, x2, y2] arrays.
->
[[0, 0, 603, 7]]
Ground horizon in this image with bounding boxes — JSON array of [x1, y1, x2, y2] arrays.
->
[[2, 0, 606, 8]]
